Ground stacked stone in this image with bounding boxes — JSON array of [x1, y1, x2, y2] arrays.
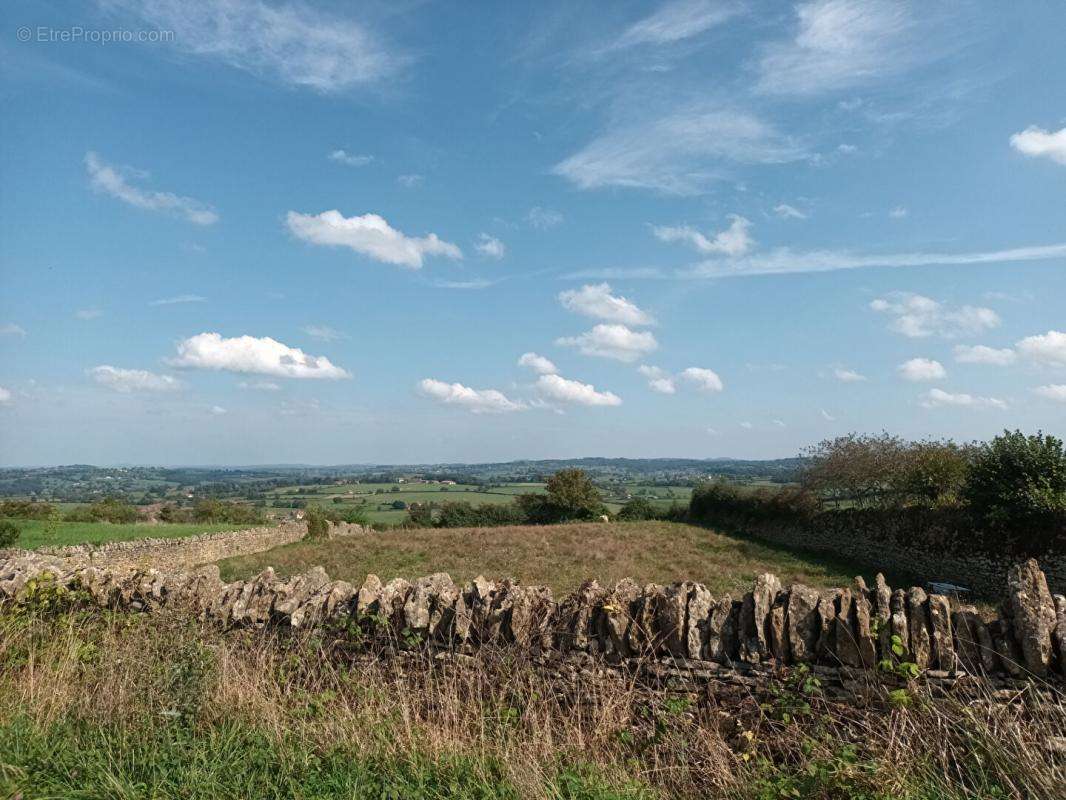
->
[[2, 553, 1065, 681]]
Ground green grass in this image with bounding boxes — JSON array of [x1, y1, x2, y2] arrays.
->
[[1, 519, 248, 550], [218, 520, 891, 596], [0, 717, 651, 800]]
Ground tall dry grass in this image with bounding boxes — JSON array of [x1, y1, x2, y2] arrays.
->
[[1, 600, 1064, 799]]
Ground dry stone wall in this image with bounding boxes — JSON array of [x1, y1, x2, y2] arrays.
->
[[0, 521, 367, 573], [2, 551, 1065, 690]]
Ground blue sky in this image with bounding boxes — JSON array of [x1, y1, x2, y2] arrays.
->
[[1, 0, 1065, 466]]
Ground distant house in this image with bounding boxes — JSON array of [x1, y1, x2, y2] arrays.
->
[[441, 480, 457, 485]]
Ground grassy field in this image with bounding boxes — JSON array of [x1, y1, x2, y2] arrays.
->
[[2, 520, 247, 550], [2, 601, 1060, 799], [218, 520, 893, 595]]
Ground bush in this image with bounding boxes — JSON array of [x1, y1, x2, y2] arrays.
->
[[304, 506, 329, 541], [404, 504, 433, 528], [64, 497, 139, 524], [963, 430, 1066, 525], [0, 520, 20, 548], [0, 501, 57, 520], [192, 499, 264, 526], [435, 501, 526, 528], [617, 498, 657, 521]]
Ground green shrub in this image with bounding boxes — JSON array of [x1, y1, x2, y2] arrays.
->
[[0, 520, 20, 548], [64, 497, 139, 524], [963, 430, 1066, 525], [435, 501, 526, 528], [0, 500, 57, 520], [617, 497, 657, 521], [304, 506, 329, 541]]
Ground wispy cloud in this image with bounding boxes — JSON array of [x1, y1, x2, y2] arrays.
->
[[286, 210, 461, 269], [90, 365, 181, 393], [397, 174, 423, 188], [652, 215, 753, 256], [0, 323, 26, 338], [329, 149, 374, 167], [474, 233, 506, 259], [418, 378, 526, 414], [638, 365, 676, 394], [104, 0, 404, 92], [558, 283, 654, 325], [833, 367, 867, 383], [680, 367, 724, 393], [870, 293, 999, 339], [302, 325, 347, 342], [920, 388, 1007, 410], [86, 151, 218, 225], [600, 0, 743, 53], [1034, 384, 1066, 403], [553, 105, 806, 194], [953, 344, 1016, 366], [755, 0, 924, 96], [557, 324, 657, 362], [683, 242, 1066, 280], [898, 358, 946, 382], [150, 294, 206, 306], [774, 203, 807, 220], [526, 206, 563, 229], [75, 308, 103, 321]]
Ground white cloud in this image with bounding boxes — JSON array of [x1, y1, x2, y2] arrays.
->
[[889, 205, 909, 219], [0, 323, 26, 338], [535, 374, 622, 407], [820, 409, 836, 421], [870, 293, 999, 339], [897, 358, 946, 382], [739, 421, 753, 429], [920, 388, 1007, 410], [474, 233, 506, 259], [302, 325, 346, 342], [517, 352, 558, 375], [90, 365, 182, 393], [605, 0, 742, 51], [210, 405, 228, 415], [285, 210, 461, 269], [85, 151, 218, 225], [556, 323, 658, 362], [638, 365, 676, 394], [558, 283, 653, 325], [1034, 385, 1066, 403], [0, 387, 12, 406], [1010, 126, 1066, 166], [1016, 330, 1066, 367], [652, 215, 754, 256], [953, 344, 1016, 366], [397, 174, 423, 188], [833, 367, 866, 383], [238, 380, 281, 391], [104, 0, 402, 92], [418, 378, 526, 414], [756, 0, 921, 96], [684, 242, 1066, 279], [680, 367, 724, 393], [837, 143, 858, 154], [553, 106, 805, 195], [150, 294, 206, 306], [526, 206, 563, 229], [329, 149, 373, 166], [76, 308, 103, 321], [773, 419, 786, 427], [169, 332, 350, 379], [774, 203, 807, 220]]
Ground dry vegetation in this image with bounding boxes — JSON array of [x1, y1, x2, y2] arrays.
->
[[1, 601, 1064, 799], [216, 521, 896, 595]]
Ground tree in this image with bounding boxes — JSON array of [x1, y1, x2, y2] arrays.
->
[[545, 468, 603, 518], [801, 433, 908, 508], [891, 439, 972, 507], [963, 430, 1066, 525]]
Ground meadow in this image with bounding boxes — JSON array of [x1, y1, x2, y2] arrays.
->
[[218, 520, 890, 595], [1, 600, 1060, 799], [1, 520, 245, 550]]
